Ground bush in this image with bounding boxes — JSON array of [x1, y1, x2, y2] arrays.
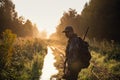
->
[[0, 30, 47, 80]]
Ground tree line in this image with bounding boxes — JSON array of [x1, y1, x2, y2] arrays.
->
[[0, 0, 39, 38], [50, 0, 120, 42], [1, 0, 120, 41]]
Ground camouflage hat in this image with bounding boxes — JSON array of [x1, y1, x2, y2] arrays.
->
[[62, 26, 74, 33]]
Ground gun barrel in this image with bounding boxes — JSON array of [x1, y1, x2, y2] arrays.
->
[[83, 27, 89, 40]]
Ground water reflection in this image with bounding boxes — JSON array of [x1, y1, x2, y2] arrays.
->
[[40, 47, 58, 80]]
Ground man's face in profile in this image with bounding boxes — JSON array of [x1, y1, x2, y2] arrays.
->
[[65, 31, 72, 38]]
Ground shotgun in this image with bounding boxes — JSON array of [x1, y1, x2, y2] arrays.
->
[[83, 27, 89, 41]]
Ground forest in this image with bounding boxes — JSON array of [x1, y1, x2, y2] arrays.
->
[[51, 0, 120, 42], [0, 0, 120, 80]]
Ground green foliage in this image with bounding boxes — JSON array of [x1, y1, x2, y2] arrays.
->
[[110, 63, 120, 79], [87, 38, 120, 62], [78, 39, 120, 80], [0, 35, 47, 80], [81, 0, 120, 41], [31, 54, 44, 80], [2, 29, 16, 47], [0, 29, 16, 68], [106, 44, 120, 62], [0, 29, 16, 79]]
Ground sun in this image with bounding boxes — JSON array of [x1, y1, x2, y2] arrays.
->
[[36, 21, 57, 38]]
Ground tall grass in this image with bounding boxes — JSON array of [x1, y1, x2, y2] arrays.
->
[[49, 38, 120, 80], [0, 29, 47, 80], [78, 39, 120, 80]]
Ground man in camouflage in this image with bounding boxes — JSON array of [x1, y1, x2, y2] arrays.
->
[[62, 26, 83, 80]]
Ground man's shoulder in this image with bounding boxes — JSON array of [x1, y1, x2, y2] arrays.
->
[[72, 36, 82, 42], [69, 36, 81, 45]]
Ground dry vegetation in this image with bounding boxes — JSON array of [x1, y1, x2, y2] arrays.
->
[[49, 38, 120, 80], [0, 29, 47, 80], [0, 29, 120, 80]]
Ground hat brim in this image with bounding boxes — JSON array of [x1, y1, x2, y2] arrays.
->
[[62, 30, 69, 33], [62, 31, 66, 33]]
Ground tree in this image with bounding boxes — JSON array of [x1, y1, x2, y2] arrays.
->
[[81, 0, 120, 41], [50, 8, 82, 41], [0, 0, 16, 33], [0, 0, 39, 38]]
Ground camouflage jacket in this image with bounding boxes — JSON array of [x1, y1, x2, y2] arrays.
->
[[65, 34, 83, 64]]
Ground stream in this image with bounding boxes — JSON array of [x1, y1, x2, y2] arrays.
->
[[40, 46, 58, 80]]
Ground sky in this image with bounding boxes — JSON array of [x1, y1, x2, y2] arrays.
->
[[12, 0, 89, 37]]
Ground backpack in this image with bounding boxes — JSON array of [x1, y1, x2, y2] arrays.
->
[[77, 37, 91, 68]]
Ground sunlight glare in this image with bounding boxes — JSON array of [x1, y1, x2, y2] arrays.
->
[[40, 47, 58, 80], [12, 0, 90, 38]]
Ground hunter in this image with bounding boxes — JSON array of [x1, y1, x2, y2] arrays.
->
[[62, 26, 82, 80]]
